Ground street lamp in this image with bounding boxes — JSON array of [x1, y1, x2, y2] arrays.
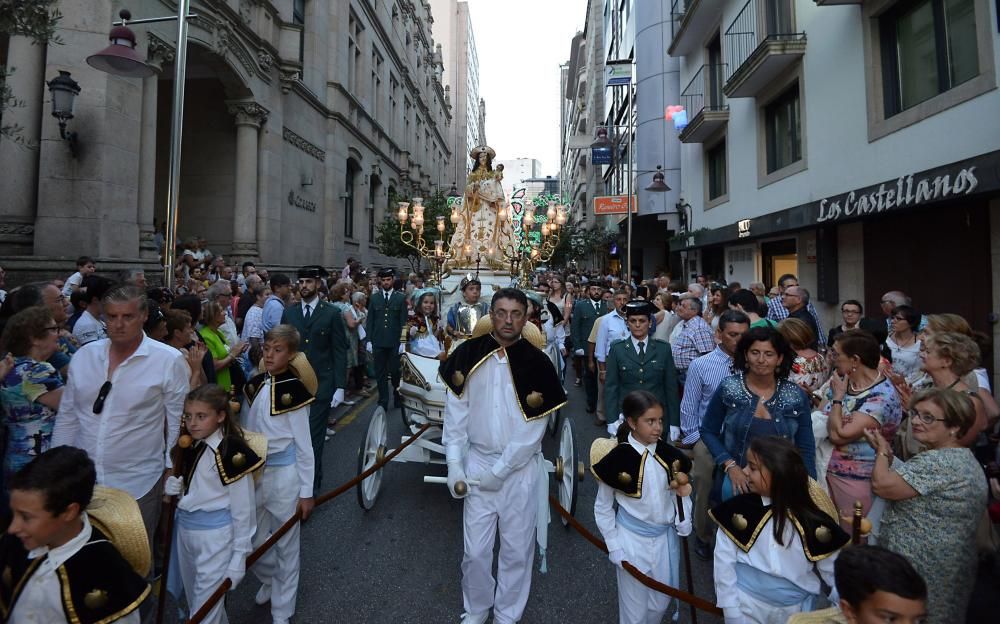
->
[[88, 5, 197, 289], [46, 71, 80, 157], [644, 165, 671, 192]]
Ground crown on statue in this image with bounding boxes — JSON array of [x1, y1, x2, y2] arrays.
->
[[469, 145, 496, 161]]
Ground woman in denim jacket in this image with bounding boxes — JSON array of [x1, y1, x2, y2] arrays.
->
[[700, 326, 816, 500]]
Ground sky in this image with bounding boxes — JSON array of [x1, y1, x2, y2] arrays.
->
[[466, 0, 587, 177]]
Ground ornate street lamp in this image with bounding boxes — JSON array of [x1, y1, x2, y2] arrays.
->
[[396, 197, 455, 285], [46, 71, 80, 157]]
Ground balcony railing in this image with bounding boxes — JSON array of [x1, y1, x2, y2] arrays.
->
[[670, 0, 727, 56], [679, 64, 730, 143], [723, 0, 806, 97]]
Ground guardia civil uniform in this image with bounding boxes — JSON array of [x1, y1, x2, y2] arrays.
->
[[366, 268, 409, 410]]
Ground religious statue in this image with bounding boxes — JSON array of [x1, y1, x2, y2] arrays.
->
[[448, 145, 514, 268]]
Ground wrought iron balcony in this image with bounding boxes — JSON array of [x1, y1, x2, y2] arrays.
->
[[723, 0, 806, 98], [669, 0, 729, 57], [679, 64, 729, 144]]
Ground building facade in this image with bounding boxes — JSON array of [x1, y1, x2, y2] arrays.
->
[[670, 0, 1000, 380], [429, 0, 480, 190], [0, 0, 451, 280]]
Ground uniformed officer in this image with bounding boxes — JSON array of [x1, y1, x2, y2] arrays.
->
[[604, 300, 681, 441], [570, 280, 607, 414], [366, 268, 409, 411], [281, 265, 347, 493]]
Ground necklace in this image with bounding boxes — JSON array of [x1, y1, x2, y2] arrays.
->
[[848, 370, 882, 394], [893, 332, 916, 347]]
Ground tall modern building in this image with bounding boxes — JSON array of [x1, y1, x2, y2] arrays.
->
[[429, 0, 481, 190], [0, 0, 451, 280]]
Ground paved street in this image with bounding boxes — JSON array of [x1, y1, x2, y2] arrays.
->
[[189, 370, 723, 624]]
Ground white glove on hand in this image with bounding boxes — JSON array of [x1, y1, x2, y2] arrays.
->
[[723, 607, 749, 624], [226, 554, 246, 590], [447, 461, 467, 499], [164, 476, 184, 496], [676, 518, 693, 537], [669, 426, 681, 442], [409, 325, 418, 337], [608, 549, 625, 567], [330, 388, 345, 408], [478, 470, 503, 492], [398, 344, 406, 355], [366, 342, 373, 354], [574, 348, 585, 356]]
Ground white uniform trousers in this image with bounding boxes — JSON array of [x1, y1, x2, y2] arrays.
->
[[726, 590, 804, 624], [252, 464, 301, 621], [462, 448, 540, 624], [615, 525, 676, 624], [176, 524, 233, 624]]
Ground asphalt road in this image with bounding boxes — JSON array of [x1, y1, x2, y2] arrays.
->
[[178, 369, 725, 624]]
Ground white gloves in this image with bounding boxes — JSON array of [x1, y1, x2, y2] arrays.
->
[[330, 388, 345, 408], [164, 476, 184, 496], [608, 549, 624, 567], [409, 325, 418, 337], [447, 461, 467, 499], [398, 344, 406, 354], [669, 426, 681, 442], [366, 342, 373, 354], [723, 607, 748, 624], [226, 553, 246, 590], [676, 518, 692, 537], [574, 348, 585, 356], [477, 470, 503, 492]]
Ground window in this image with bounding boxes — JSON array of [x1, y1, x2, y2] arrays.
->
[[348, 14, 362, 95], [707, 139, 727, 201], [371, 48, 383, 121], [707, 34, 724, 110], [879, 0, 979, 116], [293, 0, 305, 64], [368, 180, 378, 243], [345, 164, 357, 239], [764, 83, 801, 174]]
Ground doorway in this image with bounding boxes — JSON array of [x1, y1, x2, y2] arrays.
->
[[761, 238, 797, 289]]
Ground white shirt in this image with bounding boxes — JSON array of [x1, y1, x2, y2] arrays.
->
[[62, 271, 83, 298], [177, 429, 257, 556], [443, 348, 547, 480], [52, 335, 191, 498], [10, 514, 140, 624], [594, 434, 690, 554], [301, 296, 319, 318], [242, 374, 316, 498], [713, 495, 838, 616], [73, 309, 106, 346], [630, 335, 650, 356], [219, 314, 239, 347], [595, 311, 628, 363]]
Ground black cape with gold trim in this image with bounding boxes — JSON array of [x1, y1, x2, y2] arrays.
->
[[591, 440, 692, 498], [180, 434, 264, 492], [245, 370, 315, 415], [439, 333, 566, 421], [0, 526, 149, 623], [709, 494, 849, 561]]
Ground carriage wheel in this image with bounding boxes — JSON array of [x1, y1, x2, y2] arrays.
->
[[356, 406, 388, 510], [556, 415, 579, 526], [546, 408, 560, 437]]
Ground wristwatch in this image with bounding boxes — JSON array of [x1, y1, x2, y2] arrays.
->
[[831, 399, 844, 406]]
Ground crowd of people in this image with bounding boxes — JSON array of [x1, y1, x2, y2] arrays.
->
[[0, 247, 997, 623]]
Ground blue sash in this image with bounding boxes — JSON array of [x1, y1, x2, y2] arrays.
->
[[735, 561, 816, 608], [167, 508, 233, 602], [267, 443, 296, 466], [617, 506, 674, 538]]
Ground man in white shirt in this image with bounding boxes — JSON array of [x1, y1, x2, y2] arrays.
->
[[72, 275, 113, 346], [206, 279, 239, 347], [595, 289, 630, 409], [53, 285, 190, 552], [441, 289, 567, 624]]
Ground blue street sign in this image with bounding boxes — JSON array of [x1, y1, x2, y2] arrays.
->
[[591, 147, 612, 165]]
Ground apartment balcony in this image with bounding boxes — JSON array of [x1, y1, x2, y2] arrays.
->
[[723, 0, 806, 98], [814, 0, 861, 5], [679, 64, 729, 143], [669, 0, 728, 57]]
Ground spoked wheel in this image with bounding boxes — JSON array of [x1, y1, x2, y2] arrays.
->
[[546, 408, 560, 437], [356, 405, 388, 510], [555, 415, 580, 526]]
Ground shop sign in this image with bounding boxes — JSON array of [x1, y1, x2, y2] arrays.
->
[[288, 191, 317, 212], [737, 219, 751, 238], [594, 195, 637, 215], [606, 61, 632, 86], [817, 167, 979, 223]]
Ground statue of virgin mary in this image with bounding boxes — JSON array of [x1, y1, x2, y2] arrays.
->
[[448, 144, 514, 268]]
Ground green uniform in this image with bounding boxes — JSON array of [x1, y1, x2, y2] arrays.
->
[[604, 336, 680, 427], [366, 288, 409, 410]]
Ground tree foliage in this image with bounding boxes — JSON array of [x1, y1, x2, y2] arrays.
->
[[1, 1, 62, 145], [374, 190, 455, 273]]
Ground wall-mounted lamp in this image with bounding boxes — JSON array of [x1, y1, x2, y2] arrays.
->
[[447, 183, 460, 198], [674, 199, 691, 232], [46, 71, 81, 158]]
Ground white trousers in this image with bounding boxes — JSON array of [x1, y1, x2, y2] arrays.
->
[[615, 525, 676, 624], [252, 464, 301, 621], [176, 524, 233, 624], [727, 590, 804, 624], [462, 449, 539, 624]]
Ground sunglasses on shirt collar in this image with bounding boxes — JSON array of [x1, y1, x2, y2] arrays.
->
[[93, 381, 112, 414]]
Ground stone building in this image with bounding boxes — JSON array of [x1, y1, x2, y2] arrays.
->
[[0, 0, 451, 281]]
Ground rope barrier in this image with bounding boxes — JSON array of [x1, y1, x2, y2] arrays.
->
[[548, 494, 724, 617], [184, 422, 433, 623]]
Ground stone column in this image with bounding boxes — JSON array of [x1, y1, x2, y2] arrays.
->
[[0, 35, 46, 255], [137, 35, 174, 260], [227, 100, 268, 262]]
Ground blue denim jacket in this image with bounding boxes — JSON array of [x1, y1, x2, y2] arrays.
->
[[699, 374, 816, 477]]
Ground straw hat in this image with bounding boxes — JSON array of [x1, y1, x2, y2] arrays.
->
[[87, 486, 151, 577], [289, 352, 318, 396], [470, 315, 545, 351], [589, 437, 618, 469]]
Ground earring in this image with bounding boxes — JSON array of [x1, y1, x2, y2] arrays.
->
[[851, 366, 857, 374], [950, 430, 958, 438]]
